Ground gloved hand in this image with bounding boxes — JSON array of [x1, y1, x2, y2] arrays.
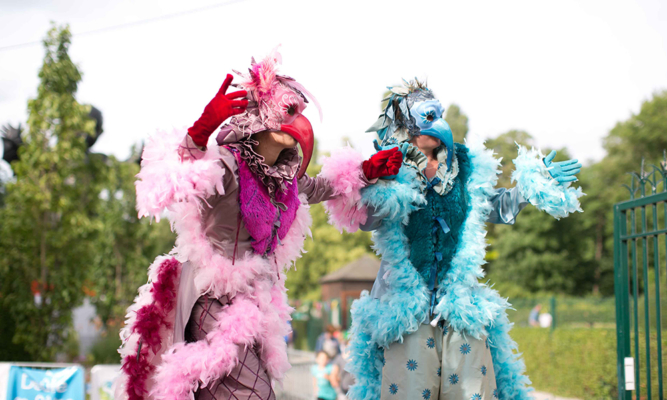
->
[[187, 74, 248, 147], [362, 147, 403, 180], [370, 140, 412, 180], [543, 150, 581, 184], [373, 139, 412, 156]]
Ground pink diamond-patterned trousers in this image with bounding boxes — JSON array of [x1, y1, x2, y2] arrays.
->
[[185, 295, 276, 400]]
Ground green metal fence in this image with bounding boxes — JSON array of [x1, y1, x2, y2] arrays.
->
[[614, 157, 667, 400]]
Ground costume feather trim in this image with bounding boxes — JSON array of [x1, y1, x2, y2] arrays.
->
[[432, 139, 501, 338], [135, 129, 224, 222], [347, 166, 428, 400], [347, 139, 533, 400], [149, 295, 263, 400], [321, 147, 369, 233], [149, 275, 293, 400], [488, 306, 534, 400], [115, 257, 182, 400], [120, 141, 311, 399], [512, 145, 584, 220], [168, 191, 310, 299]]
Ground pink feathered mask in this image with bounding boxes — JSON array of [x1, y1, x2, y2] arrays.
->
[[216, 47, 322, 178]]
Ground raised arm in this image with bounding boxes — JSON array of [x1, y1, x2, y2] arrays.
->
[[511, 146, 584, 220], [487, 148, 583, 225], [135, 75, 247, 221]]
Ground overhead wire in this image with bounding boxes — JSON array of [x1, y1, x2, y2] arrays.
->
[[0, 0, 248, 52]]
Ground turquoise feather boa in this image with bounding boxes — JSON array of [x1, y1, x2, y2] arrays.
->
[[512, 145, 584, 219], [347, 165, 429, 400]]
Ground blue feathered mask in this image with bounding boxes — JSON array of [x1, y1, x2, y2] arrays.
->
[[366, 80, 454, 169]]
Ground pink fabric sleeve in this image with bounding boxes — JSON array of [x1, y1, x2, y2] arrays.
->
[[178, 134, 208, 161], [319, 147, 372, 233]]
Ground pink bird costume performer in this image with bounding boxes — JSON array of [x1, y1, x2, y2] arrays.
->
[[115, 48, 402, 400]]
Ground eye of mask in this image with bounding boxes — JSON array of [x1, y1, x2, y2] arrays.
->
[[410, 100, 445, 131]]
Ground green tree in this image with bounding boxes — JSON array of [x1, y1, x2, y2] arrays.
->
[[604, 90, 667, 169], [0, 25, 100, 360], [488, 201, 596, 295], [488, 91, 667, 296], [484, 132, 597, 295], [485, 130, 534, 188], [444, 104, 469, 144], [88, 149, 174, 327], [574, 90, 667, 295]]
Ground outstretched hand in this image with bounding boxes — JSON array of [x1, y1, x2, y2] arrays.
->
[[373, 139, 412, 156], [543, 150, 581, 184], [188, 74, 249, 147], [363, 147, 403, 180]]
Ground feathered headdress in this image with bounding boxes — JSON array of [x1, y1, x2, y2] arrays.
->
[[217, 46, 322, 144], [367, 79, 454, 169]]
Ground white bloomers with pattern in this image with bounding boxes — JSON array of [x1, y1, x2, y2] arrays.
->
[[381, 323, 497, 400]]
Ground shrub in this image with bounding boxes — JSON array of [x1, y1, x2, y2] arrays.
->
[[512, 327, 617, 399]]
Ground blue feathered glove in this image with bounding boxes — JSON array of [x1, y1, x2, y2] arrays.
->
[[543, 150, 581, 185], [372, 140, 409, 180]]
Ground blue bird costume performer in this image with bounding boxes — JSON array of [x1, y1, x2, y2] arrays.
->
[[323, 81, 584, 400]]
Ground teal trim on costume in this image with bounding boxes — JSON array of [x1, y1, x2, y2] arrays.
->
[[347, 165, 429, 400]]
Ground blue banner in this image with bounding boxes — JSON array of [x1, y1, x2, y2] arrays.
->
[[7, 366, 84, 400]]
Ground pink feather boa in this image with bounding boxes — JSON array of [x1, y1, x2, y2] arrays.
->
[[116, 256, 182, 400], [117, 186, 310, 400], [116, 199, 309, 400], [149, 280, 292, 400], [321, 147, 369, 232], [135, 129, 224, 222]]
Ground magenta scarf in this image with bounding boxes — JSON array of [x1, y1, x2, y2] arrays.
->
[[229, 147, 300, 256]]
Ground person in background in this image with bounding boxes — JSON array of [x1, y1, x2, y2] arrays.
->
[[332, 326, 343, 343], [285, 320, 296, 348], [311, 351, 337, 400], [331, 335, 355, 399], [539, 311, 553, 328], [529, 304, 542, 327], [315, 325, 340, 354], [323, 339, 340, 361], [337, 330, 349, 356]]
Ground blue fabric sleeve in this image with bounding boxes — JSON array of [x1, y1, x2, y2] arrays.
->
[[486, 187, 530, 225], [359, 204, 384, 232], [369, 259, 391, 299]]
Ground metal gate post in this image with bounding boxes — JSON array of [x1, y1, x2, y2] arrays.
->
[[614, 205, 631, 400]]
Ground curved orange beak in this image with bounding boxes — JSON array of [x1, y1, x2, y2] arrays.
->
[[280, 114, 314, 179]]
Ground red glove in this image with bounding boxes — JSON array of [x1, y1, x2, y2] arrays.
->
[[187, 74, 248, 147], [362, 147, 403, 180]]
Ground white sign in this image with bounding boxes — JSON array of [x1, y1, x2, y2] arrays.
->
[[90, 365, 121, 400]]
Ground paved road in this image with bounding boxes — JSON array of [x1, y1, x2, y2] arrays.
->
[[275, 349, 315, 400]]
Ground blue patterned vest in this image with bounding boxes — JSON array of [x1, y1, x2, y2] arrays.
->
[[405, 144, 472, 294]]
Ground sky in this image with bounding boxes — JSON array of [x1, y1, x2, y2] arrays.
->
[[1, 0, 666, 165]]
